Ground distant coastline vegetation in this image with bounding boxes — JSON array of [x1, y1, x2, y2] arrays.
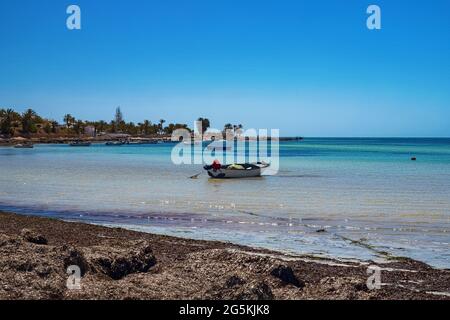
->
[[0, 107, 245, 140]]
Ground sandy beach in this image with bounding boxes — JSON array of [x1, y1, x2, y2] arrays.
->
[[0, 211, 449, 300]]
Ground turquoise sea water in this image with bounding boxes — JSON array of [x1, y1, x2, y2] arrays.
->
[[1, 138, 449, 268]]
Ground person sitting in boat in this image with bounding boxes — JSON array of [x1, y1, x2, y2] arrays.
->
[[211, 159, 222, 171]]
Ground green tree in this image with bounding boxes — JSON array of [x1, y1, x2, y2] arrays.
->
[[63, 114, 75, 128], [125, 122, 138, 135], [158, 119, 166, 135], [117, 120, 126, 133], [95, 120, 107, 133], [110, 121, 117, 133], [73, 120, 85, 135], [140, 120, 154, 135], [164, 123, 190, 135], [235, 124, 243, 137], [51, 121, 59, 133], [0, 108, 20, 136], [43, 122, 52, 134], [223, 123, 233, 138], [21, 109, 38, 134]]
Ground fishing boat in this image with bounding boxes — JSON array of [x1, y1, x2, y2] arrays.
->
[[14, 143, 34, 149], [203, 161, 270, 179], [69, 141, 91, 147], [105, 141, 126, 146], [128, 140, 157, 145]]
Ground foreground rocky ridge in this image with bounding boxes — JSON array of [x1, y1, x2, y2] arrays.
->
[[0, 211, 449, 300]]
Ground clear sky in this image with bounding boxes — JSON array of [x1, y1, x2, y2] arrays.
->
[[0, 0, 449, 137]]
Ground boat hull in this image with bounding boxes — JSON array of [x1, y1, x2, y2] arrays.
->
[[206, 168, 262, 178], [14, 144, 34, 149], [203, 162, 269, 179], [105, 141, 125, 146], [69, 142, 91, 147]]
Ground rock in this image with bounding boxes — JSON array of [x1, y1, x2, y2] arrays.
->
[[270, 265, 304, 288], [63, 246, 89, 276], [317, 276, 371, 299], [20, 229, 47, 245], [225, 275, 246, 288], [35, 265, 53, 278], [354, 281, 369, 292], [14, 260, 35, 272], [235, 282, 274, 300], [86, 242, 156, 280], [0, 234, 14, 247]]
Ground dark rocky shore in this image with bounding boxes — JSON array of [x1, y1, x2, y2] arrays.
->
[[0, 211, 449, 300]]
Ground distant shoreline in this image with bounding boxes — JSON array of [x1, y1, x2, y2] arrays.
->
[[3, 136, 450, 146], [0, 136, 304, 146]]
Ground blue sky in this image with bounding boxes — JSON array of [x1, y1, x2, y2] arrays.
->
[[0, 0, 449, 137]]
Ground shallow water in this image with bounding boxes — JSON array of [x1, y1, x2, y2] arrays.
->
[[1, 138, 449, 268]]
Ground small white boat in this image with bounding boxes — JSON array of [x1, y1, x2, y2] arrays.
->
[[203, 162, 270, 179], [105, 141, 126, 146], [128, 140, 157, 145], [14, 143, 34, 149]]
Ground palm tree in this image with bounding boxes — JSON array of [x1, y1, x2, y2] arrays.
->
[[142, 120, 151, 135], [21, 109, 38, 134], [73, 120, 85, 135], [235, 124, 243, 137], [51, 121, 59, 133], [97, 120, 107, 133], [197, 117, 210, 135], [165, 123, 190, 135], [126, 122, 137, 135], [110, 120, 117, 133], [158, 119, 166, 135], [223, 123, 233, 139], [0, 108, 19, 136], [43, 122, 52, 134], [63, 114, 75, 128]]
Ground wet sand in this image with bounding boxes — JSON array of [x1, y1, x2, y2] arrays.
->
[[0, 211, 449, 300]]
